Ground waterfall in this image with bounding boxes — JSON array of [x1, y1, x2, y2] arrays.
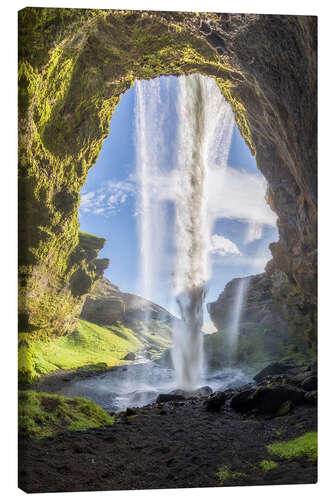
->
[[134, 74, 235, 389], [226, 277, 250, 364], [135, 78, 169, 330]]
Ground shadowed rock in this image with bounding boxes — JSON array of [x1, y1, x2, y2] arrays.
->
[[156, 394, 186, 403], [253, 362, 295, 382], [203, 391, 226, 411]]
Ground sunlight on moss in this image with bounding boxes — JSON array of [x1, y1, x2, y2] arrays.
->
[[216, 466, 245, 484], [18, 390, 114, 439], [18, 318, 171, 384], [259, 460, 278, 472], [267, 432, 317, 461]]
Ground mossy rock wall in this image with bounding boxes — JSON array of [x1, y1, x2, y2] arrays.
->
[[18, 9, 317, 341]]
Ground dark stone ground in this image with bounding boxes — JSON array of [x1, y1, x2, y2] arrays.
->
[[19, 398, 317, 493]]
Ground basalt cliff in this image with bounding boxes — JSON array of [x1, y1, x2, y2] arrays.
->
[[18, 9, 317, 345]]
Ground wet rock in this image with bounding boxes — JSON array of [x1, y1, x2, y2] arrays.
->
[[304, 391, 317, 406], [252, 384, 305, 415], [169, 386, 213, 399], [125, 407, 136, 417], [203, 391, 226, 411], [230, 389, 256, 413], [309, 361, 318, 374], [156, 394, 186, 403], [123, 352, 135, 361], [289, 371, 312, 386], [253, 362, 295, 383], [301, 375, 317, 392], [127, 390, 158, 405], [194, 386, 213, 397], [276, 400, 293, 417]]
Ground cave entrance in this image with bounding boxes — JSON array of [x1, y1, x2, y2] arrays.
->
[[78, 74, 278, 333]]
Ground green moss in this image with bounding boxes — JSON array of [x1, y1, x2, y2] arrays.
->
[[267, 432, 317, 461], [18, 340, 39, 384], [259, 460, 278, 472], [18, 390, 114, 439], [216, 466, 246, 485]]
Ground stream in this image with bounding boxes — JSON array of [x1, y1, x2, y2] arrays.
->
[[40, 361, 252, 413]]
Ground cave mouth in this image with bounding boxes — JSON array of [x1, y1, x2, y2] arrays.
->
[[78, 74, 278, 331]]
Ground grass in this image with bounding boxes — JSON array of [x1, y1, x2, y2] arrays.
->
[[18, 390, 114, 439], [259, 460, 278, 472], [18, 319, 171, 384], [18, 319, 143, 384], [267, 432, 317, 461]]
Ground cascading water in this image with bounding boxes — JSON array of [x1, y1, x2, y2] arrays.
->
[[135, 74, 235, 390], [171, 75, 234, 390], [226, 277, 250, 364], [135, 78, 168, 329]]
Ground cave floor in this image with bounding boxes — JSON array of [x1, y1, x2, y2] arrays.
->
[[18, 401, 317, 493]]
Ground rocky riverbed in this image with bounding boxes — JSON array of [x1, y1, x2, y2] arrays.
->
[[19, 361, 317, 493]]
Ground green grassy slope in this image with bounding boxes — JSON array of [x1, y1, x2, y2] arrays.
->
[[18, 319, 171, 384]]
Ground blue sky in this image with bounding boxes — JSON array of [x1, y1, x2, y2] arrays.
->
[[79, 76, 278, 327]]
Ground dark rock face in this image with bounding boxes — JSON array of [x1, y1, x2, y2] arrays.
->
[[301, 376, 317, 392], [230, 382, 306, 416], [230, 361, 317, 415], [156, 394, 186, 403], [230, 389, 256, 413], [253, 362, 296, 383], [203, 391, 226, 411], [304, 391, 317, 406], [252, 385, 305, 415]]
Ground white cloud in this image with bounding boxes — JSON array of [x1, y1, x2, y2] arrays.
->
[[209, 234, 241, 257], [206, 166, 277, 230], [79, 179, 136, 216]]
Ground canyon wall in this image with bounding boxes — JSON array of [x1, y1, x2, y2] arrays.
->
[[206, 272, 315, 373]]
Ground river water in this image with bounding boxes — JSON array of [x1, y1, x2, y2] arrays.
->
[[46, 361, 251, 413]]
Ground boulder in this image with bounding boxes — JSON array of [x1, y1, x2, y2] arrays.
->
[[301, 375, 317, 392], [252, 384, 305, 415], [125, 407, 136, 416], [304, 390, 317, 406], [253, 362, 295, 383], [156, 394, 186, 403], [203, 391, 226, 411], [123, 352, 135, 361], [231, 383, 306, 415], [169, 386, 213, 399], [289, 371, 312, 386], [230, 389, 256, 413], [275, 400, 293, 417]]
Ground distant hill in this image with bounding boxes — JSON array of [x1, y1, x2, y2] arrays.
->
[[80, 278, 182, 361]]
